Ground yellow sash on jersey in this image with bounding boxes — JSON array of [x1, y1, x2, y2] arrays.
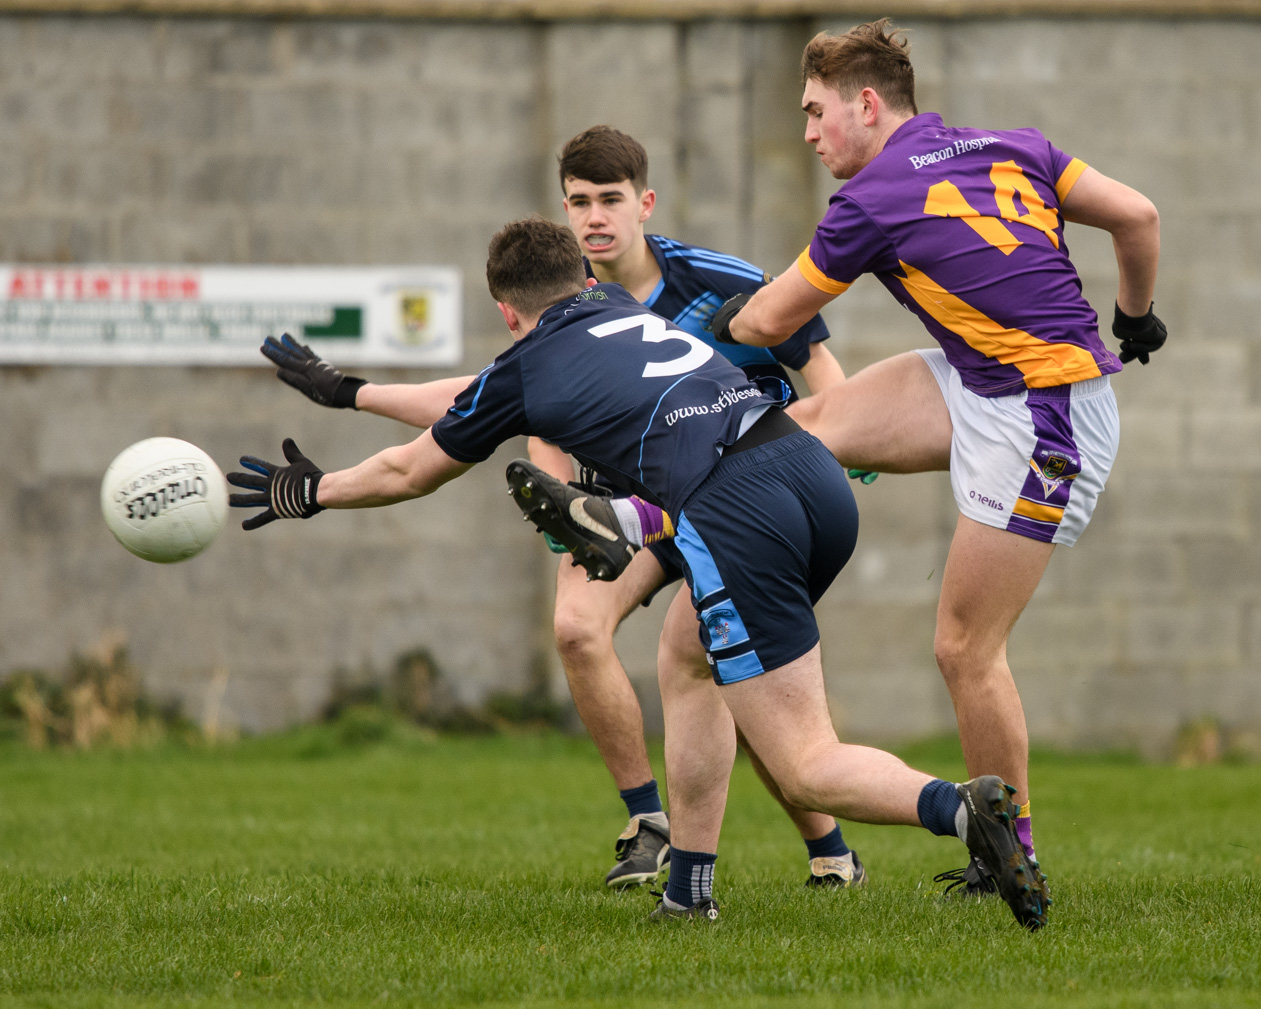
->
[[895, 261, 1103, 389]]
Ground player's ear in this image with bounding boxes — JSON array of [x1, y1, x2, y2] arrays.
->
[[496, 301, 520, 334], [860, 87, 880, 126], [639, 188, 656, 223]]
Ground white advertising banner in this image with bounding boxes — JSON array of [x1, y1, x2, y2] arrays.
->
[[0, 264, 462, 367]]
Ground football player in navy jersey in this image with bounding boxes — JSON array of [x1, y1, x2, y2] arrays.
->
[[533, 127, 862, 890], [230, 217, 1044, 930], [260, 126, 868, 892]]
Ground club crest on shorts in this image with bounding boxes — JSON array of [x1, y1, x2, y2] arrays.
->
[[705, 609, 735, 647], [1029, 452, 1078, 499]]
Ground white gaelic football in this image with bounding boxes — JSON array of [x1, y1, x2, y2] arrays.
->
[[101, 437, 229, 563]]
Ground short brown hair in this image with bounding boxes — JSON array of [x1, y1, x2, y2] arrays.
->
[[558, 125, 649, 195], [486, 216, 587, 318], [802, 19, 917, 115]]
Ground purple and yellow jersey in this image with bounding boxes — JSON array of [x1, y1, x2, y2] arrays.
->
[[799, 113, 1122, 397]]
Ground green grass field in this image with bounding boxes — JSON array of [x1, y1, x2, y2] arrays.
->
[[1, 728, 1259, 1008]]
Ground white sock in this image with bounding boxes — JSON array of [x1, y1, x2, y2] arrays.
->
[[954, 799, 970, 843], [608, 498, 643, 547], [640, 810, 669, 830]]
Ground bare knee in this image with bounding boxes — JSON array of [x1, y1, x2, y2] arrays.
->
[[934, 625, 1008, 692], [777, 772, 814, 811], [657, 627, 708, 689], [553, 599, 614, 669], [934, 624, 963, 679], [787, 385, 849, 451], [739, 736, 820, 810], [768, 756, 820, 810]]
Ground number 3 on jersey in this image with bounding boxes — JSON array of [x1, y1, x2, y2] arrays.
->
[[589, 313, 714, 379], [924, 160, 1060, 255]]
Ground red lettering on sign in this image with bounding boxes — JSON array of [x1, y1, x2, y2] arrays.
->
[[4, 269, 201, 301]]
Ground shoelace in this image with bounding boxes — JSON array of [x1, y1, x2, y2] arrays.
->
[[571, 465, 613, 498], [932, 866, 971, 896]]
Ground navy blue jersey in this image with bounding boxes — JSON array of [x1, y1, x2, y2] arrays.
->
[[640, 236, 829, 378], [430, 284, 789, 515]]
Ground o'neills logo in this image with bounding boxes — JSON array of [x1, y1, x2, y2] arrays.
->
[[909, 136, 1001, 170], [120, 475, 210, 520]]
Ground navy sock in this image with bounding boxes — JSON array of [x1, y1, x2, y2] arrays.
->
[[664, 848, 717, 908], [620, 779, 663, 819], [917, 779, 964, 838], [804, 823, 850, 860]]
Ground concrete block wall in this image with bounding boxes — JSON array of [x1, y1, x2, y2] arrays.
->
[[1, 11, 1258, 753]]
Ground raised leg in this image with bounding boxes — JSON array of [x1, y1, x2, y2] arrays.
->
[[736, 728, 843, 843], [720, 645, 933, 826], [787, 351, 951, 473]]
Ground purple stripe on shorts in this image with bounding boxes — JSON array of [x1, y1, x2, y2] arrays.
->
[[1007, 391, 1081, 541], [1007, 514, 1058, 542]]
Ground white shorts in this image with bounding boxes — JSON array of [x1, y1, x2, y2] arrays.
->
[[917, 348, 1119, 547]]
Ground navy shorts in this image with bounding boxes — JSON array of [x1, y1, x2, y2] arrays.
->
[[641, 539, 686, 605], [674, 431, 859, 685]]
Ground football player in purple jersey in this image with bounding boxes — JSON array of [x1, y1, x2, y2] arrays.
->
[[708, 19, 1163, 894]]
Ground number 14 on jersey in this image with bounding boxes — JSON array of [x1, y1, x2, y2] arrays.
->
[[924, 159, 1061, 255]]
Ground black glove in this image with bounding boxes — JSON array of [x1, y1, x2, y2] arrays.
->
[[227, 438, 326, 530], [1111, 303, 1167, 366], [708, 292, 752, 345], [261, 333, 366, 408]]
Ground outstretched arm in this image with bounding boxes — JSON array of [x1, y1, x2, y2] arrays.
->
[[317, 430, 472, 508], [355, 378, 477, 428], [228, 431, 471, 529], [1061, 166, 1160, 318], [261, 334, 475, 428]]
